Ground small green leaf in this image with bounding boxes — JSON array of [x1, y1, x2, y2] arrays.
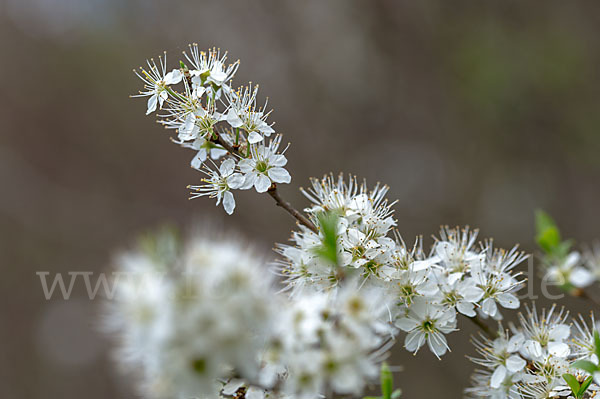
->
[[562, 373, 581, 396], [572, 359, 599, 374], [594, 330, 600, 359], [380, 362, 393, 399], [580, 375, 594, 395], [313, 211, 339, 265], [535, 210, 562, 254], [179, 60, 187, 69]]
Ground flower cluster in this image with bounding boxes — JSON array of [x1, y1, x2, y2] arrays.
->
[[103, 229, 277, 398], [105, 229, 395, 399], [535, 211, 600, 295], [134, 45, 290, 215], [541, 245, 600, 292], [278, 174, 527, 357], [466, 305, 600, 398], [262, 281, 394, 398]]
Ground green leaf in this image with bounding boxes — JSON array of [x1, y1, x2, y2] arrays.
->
[[380, 362, 393, 399], [572, 359, 599, 374], [595, 330, 600, 359], [580, 375, 594, 395], [313, 211, 339, 265], [562, 373, 581, 396], [535, 210, 562, 254], [179, 60, 187, 69]]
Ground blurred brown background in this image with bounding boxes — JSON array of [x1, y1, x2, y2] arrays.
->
[[1, 0, 600, 397]]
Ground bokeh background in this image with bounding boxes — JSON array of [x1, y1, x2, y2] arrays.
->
[[1, 0, 600, 397]]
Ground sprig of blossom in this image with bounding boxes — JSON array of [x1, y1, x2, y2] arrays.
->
[[133, 45, 292, 215], [465, 304, 600, 399], [278, 173, 527, 358]]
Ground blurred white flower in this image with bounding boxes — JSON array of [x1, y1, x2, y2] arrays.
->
[[104, 229, 276, 399], [546, 251, 595, 289]]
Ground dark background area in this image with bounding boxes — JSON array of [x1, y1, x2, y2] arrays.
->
[[1, 1, 599, 397]]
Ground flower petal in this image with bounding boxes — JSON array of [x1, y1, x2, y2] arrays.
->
[[247, 131, 264, 144], [222, 191, 235, 215], [254, 174, 271, 193]]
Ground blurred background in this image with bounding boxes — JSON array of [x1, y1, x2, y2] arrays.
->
[[1, 0, 600, 397]]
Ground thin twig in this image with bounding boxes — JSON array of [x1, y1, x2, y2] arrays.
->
[[267, 184, 318, 233], [210, 133, 318, 233]]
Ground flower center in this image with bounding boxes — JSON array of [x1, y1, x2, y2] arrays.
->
[[422, 319, 436, 333], [255, 160, 268, 173]]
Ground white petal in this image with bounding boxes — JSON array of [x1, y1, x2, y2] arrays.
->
[[549, 324, 571, 341], [222, 191, 235, 215], [427, 332, 448, 358], [564, 251, 581, 268], [462, 286, 485, 303], [164, 69, 183, 84], [191, 151, 204, 170], [447, 272, 462, 285], [210, 147, 228, 159], [456, 302, 476, 317], [146, 94, 158, 115], [240, 173, 257, 190], [396, 317, 419, 332], [497, 293, 519, 309], [570, 267, 595, 288], [228, 173, 244, 189], [254, 174, 271, 193], [247, 131, 264, 144], [548, 342, 570, 358], [524, 340, 542, 358], [238, 159, 255, 173], [223, 380, 245, 395], [269, 154, 287, 167], [404, 330, 425, 352], [482, 297, 498, 317], [490, 365, 507, 388], [226, 109, 243, 128], [267, 167, 291, 184], [259, 123, 275, 135], [508, 333, 524, 352], [506, 355, 526, 372], [246, 388, 264, 399], [219, 158, 236, 176]]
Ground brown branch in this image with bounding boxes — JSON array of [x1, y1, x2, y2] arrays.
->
[[210, 133, 318, 233], [267, 184, 317, 233]]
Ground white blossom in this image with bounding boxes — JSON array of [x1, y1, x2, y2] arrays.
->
[[184, 44, 239, 97], [134, 53, 183, 115], [466, 305, 600, 399], [395, 297, 457, 358], [188, 158, 244, 214], [238, 135, 291, 193], [226, 85, 275, 143], [546, 251, 595, 289]]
